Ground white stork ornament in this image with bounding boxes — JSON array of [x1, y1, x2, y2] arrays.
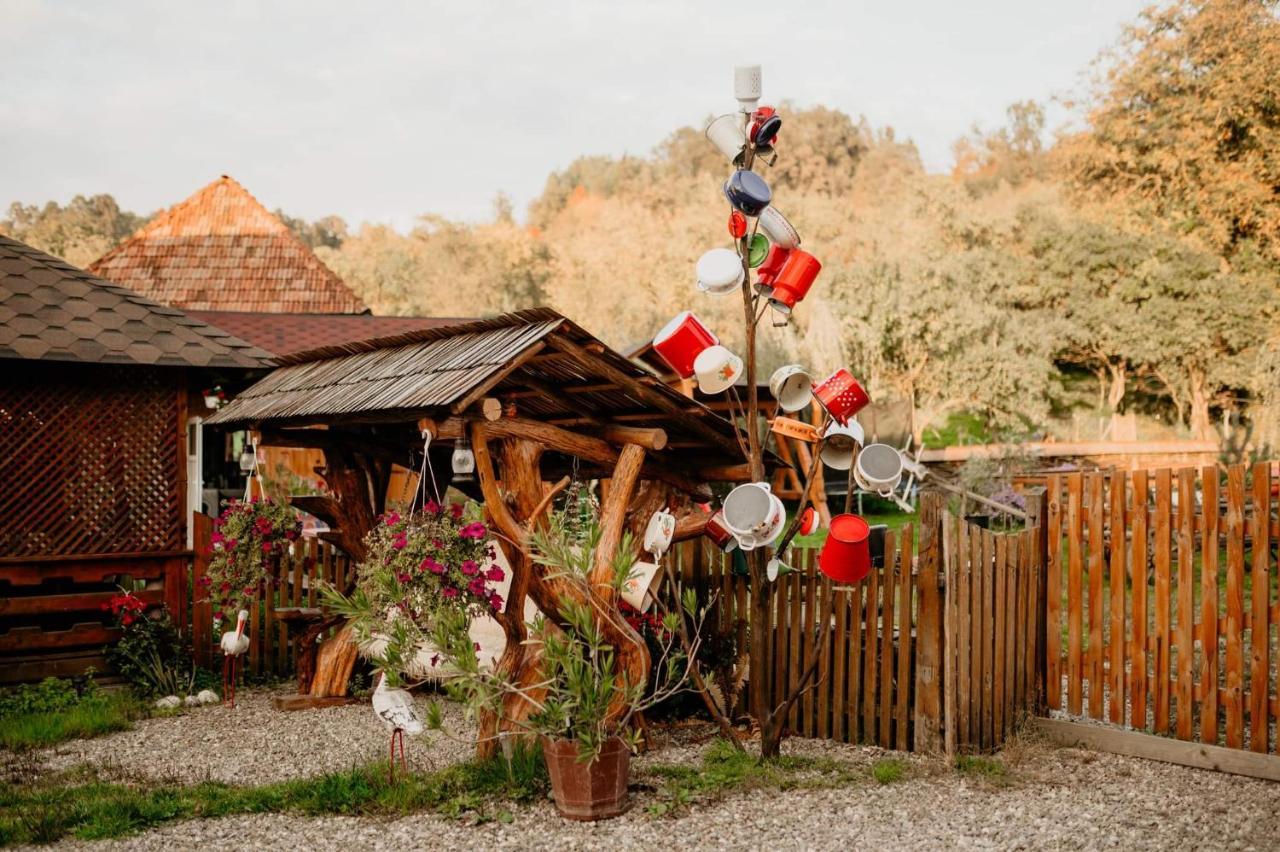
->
[[220, 609, 250, 707], [372, 672, 423, 781]]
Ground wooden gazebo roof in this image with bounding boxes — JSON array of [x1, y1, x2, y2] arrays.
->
[[208, 308, 754, 488]]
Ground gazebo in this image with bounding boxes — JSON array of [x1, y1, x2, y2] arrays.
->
[[207, 307, 762, 738]]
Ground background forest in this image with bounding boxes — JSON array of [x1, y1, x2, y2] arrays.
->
[[6, 0, 1279, 452]]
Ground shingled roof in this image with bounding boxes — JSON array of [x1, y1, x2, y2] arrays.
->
[[0, 234, 270, 369], [185, 310, 467, 357], [88, 176, 367, 314]]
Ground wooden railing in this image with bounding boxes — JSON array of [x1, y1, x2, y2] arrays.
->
[[1045, 463, 1279, 753]]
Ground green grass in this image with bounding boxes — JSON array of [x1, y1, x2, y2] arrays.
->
[[871, 757, 906, 784], [953, 754, 1006, 779], [643, 739, 883, 815], [0, 691, 143, 752], [0, 747, 547, 846]]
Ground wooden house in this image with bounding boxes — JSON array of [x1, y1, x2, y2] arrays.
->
[[0, 235, 269, 682]]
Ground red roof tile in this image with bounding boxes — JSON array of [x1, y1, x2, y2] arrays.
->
[[88, 176, 367, 314], [185, 310, 469, 358]]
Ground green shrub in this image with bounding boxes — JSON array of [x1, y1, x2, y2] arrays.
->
[[871, 758, 906, 784], [0, 675, 97, 718], [103, 597, 194, 698]]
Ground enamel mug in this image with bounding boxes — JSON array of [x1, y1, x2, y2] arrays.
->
[[644, 508, 676, 558], [768, 249, 821, 316], [768, 364, 813, 413], [622, 561, 664, 612], [758, 206, 801, 250], [722, 482, 782, 541], [723, 169, 772, 217], [812, 368, 870, 425], [854, 442, 904, 496], [696, 248, 744, 295], [705, 114, 748, 165], [819, 419, 866, 471], [652, 311, 718, 379], [704, 510, 739, 553], [693, 345, 744, 395]]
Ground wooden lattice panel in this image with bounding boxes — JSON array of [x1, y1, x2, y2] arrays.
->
[[0, 362, 182, 557]]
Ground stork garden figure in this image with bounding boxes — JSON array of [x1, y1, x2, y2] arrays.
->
[[220, 609, 250, 707], [372, 672, 423, 781]]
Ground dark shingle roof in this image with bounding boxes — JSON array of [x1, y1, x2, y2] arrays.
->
[[0, 234, 271, 369], [184, 310, 469, 357], [88, 176, 367, 314]]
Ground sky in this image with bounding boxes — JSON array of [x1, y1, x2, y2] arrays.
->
[[0, 0, 1152, 229]]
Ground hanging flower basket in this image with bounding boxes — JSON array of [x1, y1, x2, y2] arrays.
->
[[201, 498, 301, 627]]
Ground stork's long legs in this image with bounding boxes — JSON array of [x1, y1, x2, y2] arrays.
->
[[386, 728, 410, 783], [222, 655, 239, 708]]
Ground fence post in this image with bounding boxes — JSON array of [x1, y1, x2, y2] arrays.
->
[[1025, 487, 1049, 715], [914, 490, 944, 753], [190, 511, 213, 670]]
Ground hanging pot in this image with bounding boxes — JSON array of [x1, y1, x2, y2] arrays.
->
[[705, 113, 748, 165], [723, 169, 772, 216], [693, 345, 743, 395], [747, 233, 770, 268], [750, 106, 782, 146], [854, 443, 904, 497], [622, 560, 663, 611], [819, 514, 871, 583], [643, 509, 676, 558], [652, 311, 718, 378], [696, 248, 744, 295], [819, 419, 866, 471], [755, 244, 790, 293], [758, 206, 800, 249], [798, 506, 821, 536], [722, 482, 781, 541], [768, 364, 813, 413], [812, 368, 870, 425], [736, 494, 786, 551], [768, 249, 821, 316]]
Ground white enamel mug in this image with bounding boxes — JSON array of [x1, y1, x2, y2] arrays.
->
[[768, 364, 813, 413], [696, 248, 745, 295], [758, 206, 801, 249], [694, 345, 744, 395], [819, 420, 866, 471], [854, 442, 904, 496], [705, 114, 748, 165], [623, 561, 663, 612], [644, 509, 676, 558], [722, 482, 781, 541]]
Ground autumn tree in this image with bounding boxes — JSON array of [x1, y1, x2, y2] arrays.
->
[[1, 195, 147, 266]]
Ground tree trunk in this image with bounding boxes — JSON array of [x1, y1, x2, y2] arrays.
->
[[1187, 366, 1214, 441]]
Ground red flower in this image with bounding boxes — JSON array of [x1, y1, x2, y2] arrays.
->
[[450, 503, 465, 520], [485, 565, 505, 582]]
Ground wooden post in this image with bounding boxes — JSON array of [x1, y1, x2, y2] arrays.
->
[[1025, 487, 1049, 715], [914, 491, 944, 753]]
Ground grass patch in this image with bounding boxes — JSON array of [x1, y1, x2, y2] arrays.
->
[[871, 757, 906, 784], [0, 691, 143, 752], [953, 754, 1007, 781], [643, 739, 870, 815], [0, 746, 547, 846]]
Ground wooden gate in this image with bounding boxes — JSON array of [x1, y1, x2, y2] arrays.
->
[[1044, 463, 1279, 754]]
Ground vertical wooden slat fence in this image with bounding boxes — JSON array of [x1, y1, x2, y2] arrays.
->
[[1044, 463, 1279, 754], [192, 513, 352, 676]]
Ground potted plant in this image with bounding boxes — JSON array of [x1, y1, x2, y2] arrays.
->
[[200, 498, 301, 629], [201, 385, 227, 409]]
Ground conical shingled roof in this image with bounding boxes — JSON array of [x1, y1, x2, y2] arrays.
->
[[88, 176, 367, 314]]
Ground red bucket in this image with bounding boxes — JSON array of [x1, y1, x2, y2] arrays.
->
[[819, 514, 871, 583], [652, 311, 718, 379], [768, 249, 821, 315], [813, 368, 869, 425]]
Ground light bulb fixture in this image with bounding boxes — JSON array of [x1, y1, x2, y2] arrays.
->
[[451, 435, 476, 482], [238, 449, 255, 473]]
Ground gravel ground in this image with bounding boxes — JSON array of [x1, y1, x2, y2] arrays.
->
[[35, 685, 471, 785], [20, 687, 1280, 850]]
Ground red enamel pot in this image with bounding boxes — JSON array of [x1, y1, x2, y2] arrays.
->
[[819, 514, 871, 583]]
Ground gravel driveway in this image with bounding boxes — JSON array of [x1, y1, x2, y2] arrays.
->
[[21, 685, 1280, 850]]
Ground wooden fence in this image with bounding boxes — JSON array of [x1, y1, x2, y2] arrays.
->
[[1045, 463, 1279, 753], [191, 513, 353, 676], [668, 493, 1045, 753]]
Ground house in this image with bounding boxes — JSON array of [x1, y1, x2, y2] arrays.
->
[[0, 234, 270, 682]]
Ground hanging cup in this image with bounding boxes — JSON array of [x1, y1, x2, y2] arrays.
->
[[705, 114, 748, 166], [622, 561, 664, 611], [819, 420, 865, 471], [693, 345, 744, 395], [758, 206, 800, 249], [768, 364, 813, 413], [652, 311, 718, 378], [819, 514, 872, 583], [812, 368, 870, 425], [853, 442, 904, 497], [644, 509, 676, 558], [696, 248, 744, 295]]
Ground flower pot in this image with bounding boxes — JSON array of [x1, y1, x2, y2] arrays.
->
[[542, 736, 631, 821]]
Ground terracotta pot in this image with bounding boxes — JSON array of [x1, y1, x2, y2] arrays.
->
[[542, 736, 631, 821]]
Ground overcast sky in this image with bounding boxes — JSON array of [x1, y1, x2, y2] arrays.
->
[[1, 0, 1150, 229]]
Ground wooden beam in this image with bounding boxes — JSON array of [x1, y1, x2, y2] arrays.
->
[[545, 333, 744, 458], [1032, 717, 1280, 782], [601, 425, 667, 452], [918, 440, 1219, 464], [589, 444, 646, 599]]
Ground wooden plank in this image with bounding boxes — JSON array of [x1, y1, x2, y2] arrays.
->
[[863, 553, 879, 744], [1200, 466, 1220, 745], [0, 588, 163, 616], [849, 578, 863, 743], [272, 695, 362, 712], [879, 530, 897, 749], [1003, 533, 1017, 739], [1045, 475, 1063, 711], [818, 575, 832, 741], [1067, 474, 1084, 716], [1020, 529, 1035, 712], [1109, 470, 1127, 726], [1176, 467, 1196, 741], [1033, 717, 1280, 783], [1153, 468, 1172, 734], [981, 528, 995, 749], [1130, 469, 1149, 729], [773, 567, 788, 732], [915, 495, 943, 752], [957, 516, 971, 749], [896, 527, 914, 749], [263, 560, 276, 677], [943, 514, 957, 755], [249, 590, 262, 677], [1249, 462, 1271, 754], [832, 583, 848, 742], [1225, 464, 1246, 749], [0, 623, 118, 652], [993, 534, 1007, 742], [789, 569, 803, 732], [1087, 472, 1105, 720], [803, 561, 818, 737]]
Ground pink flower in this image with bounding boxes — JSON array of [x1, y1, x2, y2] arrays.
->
[[488, 592, 504, 611], [213, 610, 224, 622], [261, 542, 273, 553], [422, 557, 445, 575], [424, 500, 440, 515], [441, 587, 458, 599], [473, 642, 481, 652], [485, 565, 505, 582], [384, 511, 401, 527], [254, 517, 272, 535], [450, 503, 465, 520], [285, 529, 298, 541], [460, 560, 479, 577], [198, 575, 212, 587], [225, 538, 238, 550], [397, 572, 411, 583], [467, 578, 486, 596], [459, 522, 487, 540], [432, 539, 443, 550], [391, 534, 407, 551], [211, 531, 224, 545]]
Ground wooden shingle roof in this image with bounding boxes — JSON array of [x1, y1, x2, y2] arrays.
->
[[88, 176, 367, 314], [0, 234, 270, 369]]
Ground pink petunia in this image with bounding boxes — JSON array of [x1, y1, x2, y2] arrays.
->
[[261, 542, 273, 553], [424, 500, 440, 515], [211, 531, 224, 545], [485, 565, 505, 582], [458, 522, 487, 540], [397, 572, 411, 583], [450, 503, 465, 520], [467, 578, 486, 596], [460, 560, 479, 576], [225, 538, 238, 550], [441, 586, 458, 599], [384, 511, 401, 527], [488, 592, 504, 611], [391, 535, 407, 551], [422, 558, 445, 575]]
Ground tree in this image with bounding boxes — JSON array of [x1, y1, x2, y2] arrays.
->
[[1, 195, 146, 266], [953, 101, 1049, 195], [276, 210, 348, 249], [1056, 0, 1280, 260]]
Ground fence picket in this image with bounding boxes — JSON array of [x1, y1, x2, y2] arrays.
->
[[896, 528, 914, 749], [789, 570, 803, 731], [1046, 475, 1063, 711], [803, 563, 818, 737], [1109, 471, 1127, 725], [1003, 534, 1017, 739], [832, 583, 848, 742], [864, 554, 879, 744], [1225, 465, 1246, 749], [1088, 472, 1105, 720], [1176, 468, 1196, 740], [994, 535, 1007, 741], [879, 530, 897, 748], [849, 579, 864, 743], [1200, 466, 1220, 745], [1154, 468, 1173, 734], [982, 528, 996, 748], [1250, 463, 1271, 754], [1067, 475, 1084, 716], [1130, 470, 1150, 729]]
